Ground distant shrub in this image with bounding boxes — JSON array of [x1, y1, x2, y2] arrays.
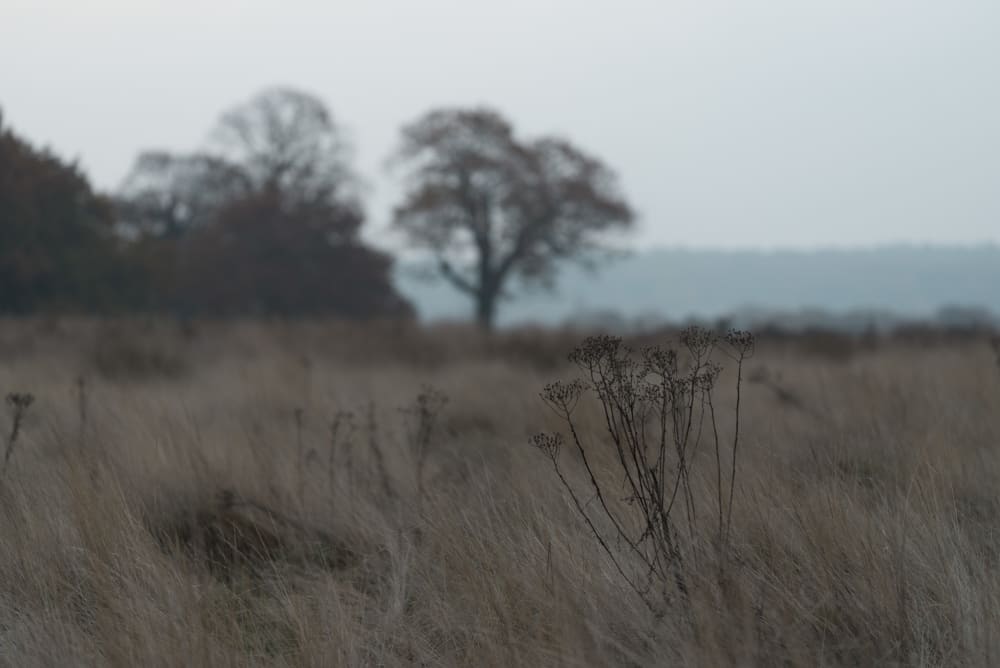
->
[[92, 321, 187, 380], [148, 488, 358, 580], [489, 327, 582, 371]]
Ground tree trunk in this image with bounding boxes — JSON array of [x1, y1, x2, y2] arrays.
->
[[475, 288, 498, 331]]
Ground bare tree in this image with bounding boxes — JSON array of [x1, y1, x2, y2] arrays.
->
[[117, 152, 250, 240], [114, 88, 410, 318], [209, 87, 358, 210], [118, 87, 360, 240], [390, 108, 634, 329]]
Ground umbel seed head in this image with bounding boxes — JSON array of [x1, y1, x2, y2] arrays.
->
[[6, 393, 34, 411]]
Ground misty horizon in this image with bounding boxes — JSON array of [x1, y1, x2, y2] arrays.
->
[[2, 106, 998, 257], [397, 243, 1000, 327], [5, 0, 1000, 251]]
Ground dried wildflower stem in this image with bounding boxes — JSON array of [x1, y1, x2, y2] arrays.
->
[[77, 376, 87, 453], [534, 327, 753, 607], [328, 410, 354, 500], [403, 385, 447, 503], [294, 408, 305, 507], [533, 431, 650, 604], [725, 352, 746, 544], [367, 401, 395, 500], [3, 393, 34, 476], [722, 331, 754, 546]]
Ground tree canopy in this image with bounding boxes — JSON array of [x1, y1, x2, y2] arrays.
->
[[0, 111, 143, 313], [390, 108, 633, 329], [117, 88, 412, 318]]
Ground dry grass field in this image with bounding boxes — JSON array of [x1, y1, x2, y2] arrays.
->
[[0, 318, 998, 667]]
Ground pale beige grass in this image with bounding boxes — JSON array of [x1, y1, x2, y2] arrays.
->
[[0, 319, 997, 666]]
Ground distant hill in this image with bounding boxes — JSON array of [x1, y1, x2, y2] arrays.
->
[[395, 244, 1000, 329]]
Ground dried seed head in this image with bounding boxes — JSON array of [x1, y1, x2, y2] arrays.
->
[[541, 380, 586, 414], [642, 346, 678, 377], [404, 384, 449, 419], [531, 432, 563, 461], [6, 393, 33, 411], [680, 326, 716, 357], [696, 362, 723, 391], [569, 335, 625, 368], [724, 329, 756, 357], [640, 383, 665, 403]]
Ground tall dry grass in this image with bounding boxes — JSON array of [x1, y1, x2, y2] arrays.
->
[[0, 317, 997, 666]]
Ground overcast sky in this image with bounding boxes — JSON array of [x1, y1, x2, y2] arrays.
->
[[3, 0, 999, 250]]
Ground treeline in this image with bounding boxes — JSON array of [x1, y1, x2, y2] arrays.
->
[[0, 111, 142, 313], [1, 89, 410, 318], [1, 87, 633, 325]]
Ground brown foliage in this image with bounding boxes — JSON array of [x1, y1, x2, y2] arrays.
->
[[117, 89, 412, 319], [391, 108, 634, 328], [151, 489, 358, 578], [174, 188, 409, 317], [0, 112, 140, 313]]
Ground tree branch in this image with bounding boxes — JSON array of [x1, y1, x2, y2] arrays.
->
[[437, 258, 477, 295]]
